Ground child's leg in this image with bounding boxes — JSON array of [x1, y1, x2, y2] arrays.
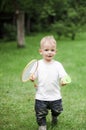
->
[[50, 99, 63, 124], [35, 100, 48, 126]]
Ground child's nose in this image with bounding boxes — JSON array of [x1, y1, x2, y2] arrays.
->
[[48, 50, 51, 53]]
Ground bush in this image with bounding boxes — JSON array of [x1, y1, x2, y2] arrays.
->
[[51, 21, 77, 40], [52, 21, 66, 39]]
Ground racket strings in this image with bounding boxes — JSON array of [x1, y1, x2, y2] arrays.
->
[[22, 60, 38, 82]]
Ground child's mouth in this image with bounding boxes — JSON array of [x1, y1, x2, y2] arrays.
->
[[48, 55, 52, 57]]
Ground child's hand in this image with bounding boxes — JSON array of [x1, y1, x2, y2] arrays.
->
[[29, 74, 35, 82], [60, 75, 71, 86], [29, 74, 37, 87], [60, 80, 67, 86]]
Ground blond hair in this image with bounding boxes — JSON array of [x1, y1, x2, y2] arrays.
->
[[40, 36, 56, 48]]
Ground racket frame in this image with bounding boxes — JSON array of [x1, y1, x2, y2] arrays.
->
[[61, 75, 71, 84], [22, 59, 38, 82]]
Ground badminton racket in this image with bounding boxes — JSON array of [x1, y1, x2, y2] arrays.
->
[[61, 75, 71, 84], [22, 59, 38, 87]]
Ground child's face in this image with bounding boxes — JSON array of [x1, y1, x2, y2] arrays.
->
[[39, 42, 56, 62]]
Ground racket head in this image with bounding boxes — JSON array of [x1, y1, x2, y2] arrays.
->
[[61, 75, 71, 84], [22, 59, 38, 82]]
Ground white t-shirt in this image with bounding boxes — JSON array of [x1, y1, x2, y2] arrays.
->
[[33, 59, 68, 101]]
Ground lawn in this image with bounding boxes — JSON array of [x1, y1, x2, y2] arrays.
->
[[0, 33, 86, 130]]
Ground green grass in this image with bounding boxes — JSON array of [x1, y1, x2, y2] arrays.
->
[[0, 33, 86, 130]]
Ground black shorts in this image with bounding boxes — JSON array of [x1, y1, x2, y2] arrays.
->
[[35, 99, 63, 125]]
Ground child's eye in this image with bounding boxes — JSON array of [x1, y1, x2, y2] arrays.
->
[[51, 49, 55, 52], [44, 49, 48, 51]]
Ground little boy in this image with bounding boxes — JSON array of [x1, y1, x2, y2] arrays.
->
[[30, 36, 71, 130]]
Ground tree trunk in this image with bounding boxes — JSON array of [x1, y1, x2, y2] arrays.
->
[[16, 11, 25, 48]]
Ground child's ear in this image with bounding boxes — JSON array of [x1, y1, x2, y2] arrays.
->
[[39, 49, 42, 55]]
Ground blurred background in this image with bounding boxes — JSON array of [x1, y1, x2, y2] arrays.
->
[[0, 0, 86, 46]]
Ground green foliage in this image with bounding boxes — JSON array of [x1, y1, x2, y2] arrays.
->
[[0, 0, 86, 38], [3, 23, 17, 41], [52, 21, 66, 38], [0, 33, 86, 130], [52, 21, 77, 40]]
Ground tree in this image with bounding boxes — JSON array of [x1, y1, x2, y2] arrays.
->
[[0, 0, 25, 47], [0, 0, 46, 46], [16, 10, 25, 48], [68, 0, 86, 27], [0, 0, 86, 43]]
